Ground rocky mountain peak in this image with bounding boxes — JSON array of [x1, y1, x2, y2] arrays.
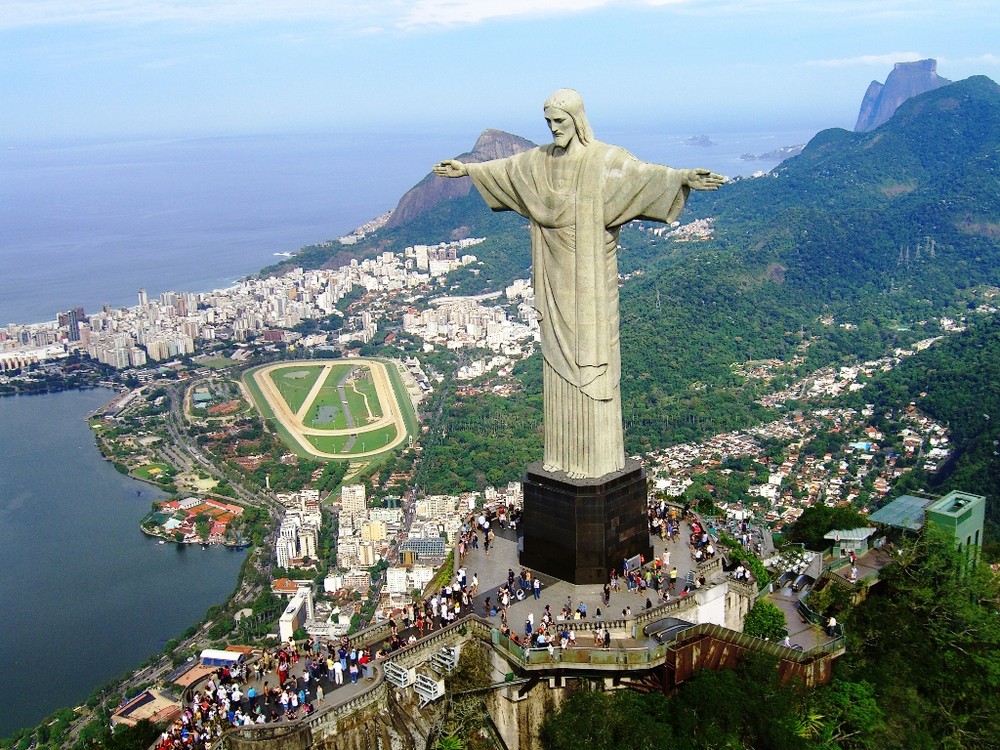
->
[[854, 58, 951, 132], [385, 129, 536, 230]]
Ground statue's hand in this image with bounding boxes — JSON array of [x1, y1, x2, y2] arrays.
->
[[433, 160, 469, 178], [684, 168, 725, 191]]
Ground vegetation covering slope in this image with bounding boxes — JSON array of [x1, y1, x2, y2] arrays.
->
[[617, 75, 1000, 447], [850, 315, 1000, 547], [539, 525, 1000, 750]]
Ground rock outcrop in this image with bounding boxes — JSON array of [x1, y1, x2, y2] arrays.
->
[[854, 59, 951, 132], [385, 129, 536, 229]]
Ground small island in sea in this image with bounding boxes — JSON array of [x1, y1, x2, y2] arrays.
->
[[683, 134, 716, 147]]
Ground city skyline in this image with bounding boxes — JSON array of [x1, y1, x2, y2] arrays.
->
[[2, 0, 998, 142]]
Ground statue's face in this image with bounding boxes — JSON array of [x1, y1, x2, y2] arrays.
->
[[544, 107, 577, 150]]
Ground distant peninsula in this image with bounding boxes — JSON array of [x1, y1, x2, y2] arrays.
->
[[740, 144, 805, 162]]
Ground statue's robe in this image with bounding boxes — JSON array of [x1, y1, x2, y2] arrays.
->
[[467, 142, 690, 478]]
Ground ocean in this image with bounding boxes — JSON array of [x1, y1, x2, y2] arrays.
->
[[0, 125, 821, 736], [0, 127, 820, 327]]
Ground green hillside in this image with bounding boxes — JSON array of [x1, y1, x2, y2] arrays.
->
[[704, 75, 1000, 307], [616, 75, 1000, 448], [852, 315, 1000, 545]]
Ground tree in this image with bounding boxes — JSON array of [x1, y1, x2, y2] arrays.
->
[[743, 599, 787, 640], [785, 506, 868, 551], [804, 679, 885, 749], [540, 688, 675, 750], [843, 524, 1000, 748], [542, 653, 808, 750], [90, 718, 163, 750]]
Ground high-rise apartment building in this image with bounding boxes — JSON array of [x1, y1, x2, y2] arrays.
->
[[341, 484, 367, 516]]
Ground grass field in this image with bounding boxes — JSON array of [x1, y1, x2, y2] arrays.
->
[[306, 423, 398, 455], [270, 364, 327, 415], [243, 358, 417, 463], [299, 364, 385, 429], [134, 463, 171, 481]]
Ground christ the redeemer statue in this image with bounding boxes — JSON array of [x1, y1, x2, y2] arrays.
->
[[434, 89, 723, 480]]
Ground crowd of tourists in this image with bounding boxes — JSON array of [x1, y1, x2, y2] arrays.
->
[[153, 497, 774, 750], [153, 635, 385, 749]]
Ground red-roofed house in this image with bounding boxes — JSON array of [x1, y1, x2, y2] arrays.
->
[[271, 578, 300, 597]]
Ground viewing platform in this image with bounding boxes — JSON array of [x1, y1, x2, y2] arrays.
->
[[173, 517, 842, 750]]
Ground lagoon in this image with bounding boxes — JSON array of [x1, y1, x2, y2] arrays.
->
[[0, 388, 246, 737]]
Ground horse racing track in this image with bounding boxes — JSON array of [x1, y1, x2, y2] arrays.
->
[[243, 359, 415, 461]]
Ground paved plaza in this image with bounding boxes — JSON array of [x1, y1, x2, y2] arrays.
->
[[463, 519, 702, 634], [177, 513, 835, 732]]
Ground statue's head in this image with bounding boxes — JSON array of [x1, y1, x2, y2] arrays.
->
[[543, 88, 594, 147]]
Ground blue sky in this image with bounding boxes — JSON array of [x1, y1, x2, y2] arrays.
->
[[1, 0, 997, 142]]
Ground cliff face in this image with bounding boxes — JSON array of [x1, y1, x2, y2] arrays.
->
[[854, 59, 951, 132], [385, 129, 536, 229]]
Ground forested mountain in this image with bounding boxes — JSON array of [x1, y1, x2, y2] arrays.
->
[[851, 315, 1000, 544], [614, 74, 1000, 447], [704, 74, 1000, 311]]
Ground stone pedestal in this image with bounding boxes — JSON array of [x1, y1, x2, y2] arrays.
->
[[520, 458, 652, 585]]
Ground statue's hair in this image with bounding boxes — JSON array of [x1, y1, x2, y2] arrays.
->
[[543, 88, 595, 146]]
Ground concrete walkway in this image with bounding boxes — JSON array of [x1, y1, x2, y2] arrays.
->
[[461, 519, 704, 641], [186, 514, 750, 730]]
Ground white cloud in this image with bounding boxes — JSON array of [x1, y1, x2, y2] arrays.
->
[[806, 52, 925, 68], [0, 1, 382, 30], [952, 53, 1000, 67], [395, 0, 613, 30], [0, 0, 690, 31]]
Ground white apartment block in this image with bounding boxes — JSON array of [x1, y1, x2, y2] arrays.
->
[[341, 484, 367, 516]]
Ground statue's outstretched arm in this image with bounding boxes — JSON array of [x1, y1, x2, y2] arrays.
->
[[433, 160, 469, 178]]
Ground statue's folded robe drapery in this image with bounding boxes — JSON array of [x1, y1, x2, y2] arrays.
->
[[467, 143, 691, 478]]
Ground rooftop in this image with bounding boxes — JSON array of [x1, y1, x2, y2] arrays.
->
[[823, 527, 877, 542], [868, 493, 934, 530], [926, 490, 985, 517]]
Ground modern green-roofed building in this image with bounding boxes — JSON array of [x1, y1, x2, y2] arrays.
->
[[925, 490, 986, 567], [869, 490, 986, 567]]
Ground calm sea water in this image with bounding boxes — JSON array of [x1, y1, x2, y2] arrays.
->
[[0, 132, 473, 326], [0, 389, 246, 737], [0, 128, 819, 327]]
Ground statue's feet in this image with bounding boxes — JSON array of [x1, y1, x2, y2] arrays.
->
[[543, 462, 587, 480]]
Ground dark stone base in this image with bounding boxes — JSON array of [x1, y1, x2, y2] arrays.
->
[[520, 458, 652, 585]]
